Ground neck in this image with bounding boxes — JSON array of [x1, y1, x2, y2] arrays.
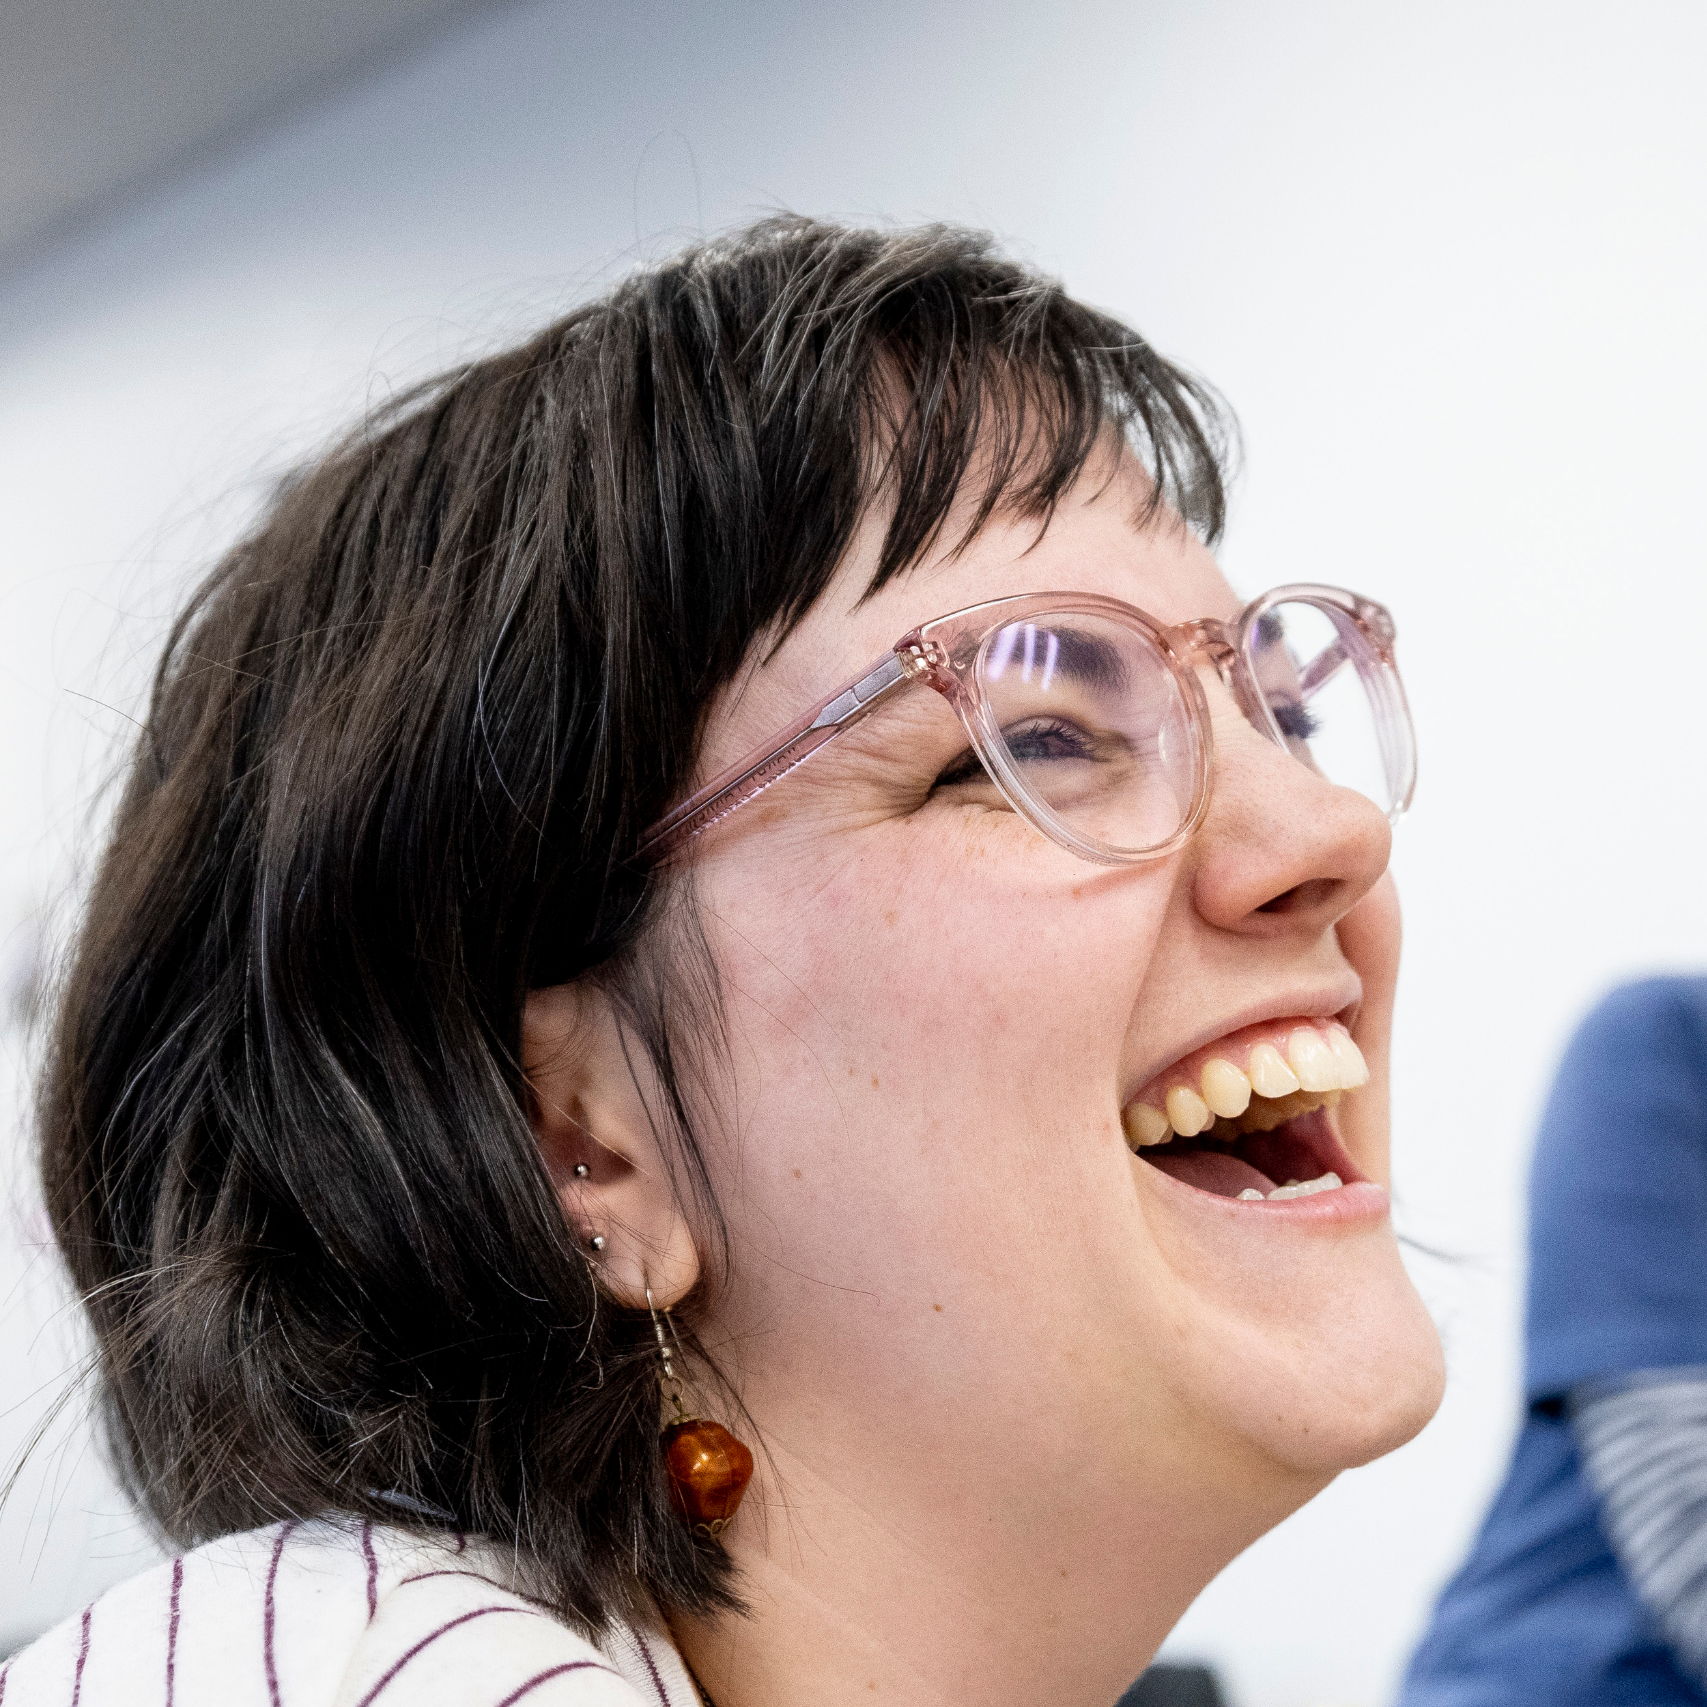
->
[[669, 1431, 1313, 1707]]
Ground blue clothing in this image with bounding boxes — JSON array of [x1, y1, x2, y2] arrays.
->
[[1402, 978, 1707, 1706]]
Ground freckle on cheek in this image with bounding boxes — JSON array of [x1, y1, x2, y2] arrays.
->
[[871, 1075, 879, 1088], [793, 1169, 802, 1179]]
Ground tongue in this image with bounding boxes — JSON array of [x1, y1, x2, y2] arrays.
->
[[1145, 1150, 1277, 1199]]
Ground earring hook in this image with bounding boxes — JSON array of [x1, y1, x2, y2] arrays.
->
[[646, 1285, 689, 1423]]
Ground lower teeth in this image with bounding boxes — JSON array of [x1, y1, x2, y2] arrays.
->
[[1238, 1171, 1344, 1203]]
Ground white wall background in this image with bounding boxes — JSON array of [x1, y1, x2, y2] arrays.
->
[[3, 2, 1704, 1700]]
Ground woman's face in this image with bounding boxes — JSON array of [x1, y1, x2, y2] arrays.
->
[[680, 453, 1443, 1652]]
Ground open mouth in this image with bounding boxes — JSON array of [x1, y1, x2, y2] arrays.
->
[[1123, 1019, 1367, 1203]]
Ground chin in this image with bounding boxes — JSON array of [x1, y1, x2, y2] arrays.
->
[[1227, 1249, 1446, 1481], [1143, 1221, 1446, 1500]]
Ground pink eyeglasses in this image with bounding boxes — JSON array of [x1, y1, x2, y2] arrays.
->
[[638, 584, 1416, 867]]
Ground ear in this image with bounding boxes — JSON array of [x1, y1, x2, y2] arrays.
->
[[522, 982, 701, 1311]]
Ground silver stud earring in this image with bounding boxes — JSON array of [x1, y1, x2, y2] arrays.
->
[[573, 1163, 590, 1179], [589, 1234, 606, 1253]]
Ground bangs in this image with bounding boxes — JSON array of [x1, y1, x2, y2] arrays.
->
[[706, 218, 1235, 638]]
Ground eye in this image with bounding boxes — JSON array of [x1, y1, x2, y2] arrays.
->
[[931, 745, 994, 791], [930, 718, 1100, 795], [1270, 697, 1321, 743], [1000, 716, 1098, 765]]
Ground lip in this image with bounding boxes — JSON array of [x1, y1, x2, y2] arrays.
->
[[1138, 1163, 1391, 1229], [1122, 977, 1365, 1108]]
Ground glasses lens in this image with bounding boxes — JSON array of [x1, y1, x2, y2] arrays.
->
[[974, 614, 1201, 855], [1246, 599, 1400, 814]]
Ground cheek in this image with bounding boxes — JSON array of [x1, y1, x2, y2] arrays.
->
[[701, 825, 1170, 1265]]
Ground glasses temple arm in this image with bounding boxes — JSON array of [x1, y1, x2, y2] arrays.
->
[[635, 653, 909, 860]]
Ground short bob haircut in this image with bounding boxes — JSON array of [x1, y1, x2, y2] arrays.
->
[[39, 217, 1233, 1628]]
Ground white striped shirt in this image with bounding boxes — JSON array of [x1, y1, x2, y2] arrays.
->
[[1572, 1366, 1707, 1688], [0, 1519, 701, 1707]]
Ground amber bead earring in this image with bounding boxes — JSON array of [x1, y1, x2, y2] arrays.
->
[[647, 1287, 753, 1541]]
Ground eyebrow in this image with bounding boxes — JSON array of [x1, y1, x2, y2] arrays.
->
[[981, 622, 1129, 693]]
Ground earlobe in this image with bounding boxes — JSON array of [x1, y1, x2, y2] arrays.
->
[[521, 982, 702, 1311]]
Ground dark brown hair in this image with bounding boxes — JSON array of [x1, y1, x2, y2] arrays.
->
[[37, 216, 1232, 1627]]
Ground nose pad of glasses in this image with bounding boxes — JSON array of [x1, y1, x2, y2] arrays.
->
[[1194, 647, 1283, 751]]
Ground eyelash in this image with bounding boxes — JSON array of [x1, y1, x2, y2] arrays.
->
[[931, 718, 1093, 791], [1270, 699, 1320, 741], [932, 748, 990, 791]]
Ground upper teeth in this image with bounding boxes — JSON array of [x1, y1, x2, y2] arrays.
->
[[1165, 1085, 1212, 1136], [1123, 1025, 1368, 1150], [1200, 1056, 1252, 1117], [1247, 1042, 1301, 1099]]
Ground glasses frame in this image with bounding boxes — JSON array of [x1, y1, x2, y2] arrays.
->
[[636, 583, 1415, 867]]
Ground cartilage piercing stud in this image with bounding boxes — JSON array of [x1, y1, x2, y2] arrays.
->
[[573, 1163, 590, 1178], [589, 1234, 606, 1252]]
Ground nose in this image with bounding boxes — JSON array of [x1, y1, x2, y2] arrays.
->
[[1188, 676, 1393, 936]]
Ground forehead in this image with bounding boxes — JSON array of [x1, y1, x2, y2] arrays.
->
[[702, 456, 1237, 769]]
